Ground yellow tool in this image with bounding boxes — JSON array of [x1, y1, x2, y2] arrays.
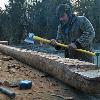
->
[[24, 33, 96, 56]]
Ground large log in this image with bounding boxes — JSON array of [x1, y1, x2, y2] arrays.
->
[[0, 44, 99, 94], [0, 41, 8, 45]]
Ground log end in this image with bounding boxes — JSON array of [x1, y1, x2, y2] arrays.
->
[[0, 41, 9, 45]]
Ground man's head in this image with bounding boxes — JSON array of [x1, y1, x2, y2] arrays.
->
[[56, 4, 72, 25]]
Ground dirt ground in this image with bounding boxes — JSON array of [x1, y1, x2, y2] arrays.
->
[[0, 52, 74, 100], [0, 52, 100, 100]]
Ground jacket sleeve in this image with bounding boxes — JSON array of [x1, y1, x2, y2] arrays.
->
[[55, 25, 64, 50], [76, 17, 95, 48], [56, 25, 64, 43]]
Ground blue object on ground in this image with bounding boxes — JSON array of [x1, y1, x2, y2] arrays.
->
[[19, 80, 32, 90]]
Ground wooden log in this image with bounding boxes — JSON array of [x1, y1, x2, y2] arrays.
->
[[0, 44, 99, 94], [0, 41, 8, 45]]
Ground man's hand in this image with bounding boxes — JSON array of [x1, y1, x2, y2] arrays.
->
[[68, 43, 77, 49], [50, 39, 58, 47], [67, 43, 77, 59]]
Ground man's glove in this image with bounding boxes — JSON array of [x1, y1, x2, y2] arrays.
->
[[67, 43, 77, 59], [50, 39, 58, 47], [68, 43, 77, 49], [50, 39, 62, 50]]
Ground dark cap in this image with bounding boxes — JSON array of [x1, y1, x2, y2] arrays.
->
[[56, 4, 72, 18]]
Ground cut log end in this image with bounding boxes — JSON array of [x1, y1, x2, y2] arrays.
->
[[0, 41, 8, 45]]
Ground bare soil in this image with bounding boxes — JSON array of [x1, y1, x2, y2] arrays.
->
[[0, 52, 74, 100]]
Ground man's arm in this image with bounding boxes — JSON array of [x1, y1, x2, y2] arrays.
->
[[75, 17, 95, 48], [55, 24, 65, 50], [56, 25, 64, 42]]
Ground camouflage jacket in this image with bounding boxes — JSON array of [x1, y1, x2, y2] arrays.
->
[[56, 15, 95, 62]]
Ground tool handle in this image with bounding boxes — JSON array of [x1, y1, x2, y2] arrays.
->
[[0, 87, 16, 98], [33, 36, 50, 43], [33, 36, 96, 56]]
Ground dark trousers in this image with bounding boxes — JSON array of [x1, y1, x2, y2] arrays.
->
[[64, 49, 93, 63]]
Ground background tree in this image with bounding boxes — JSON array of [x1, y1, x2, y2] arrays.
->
[[0, 0, 100, 44]]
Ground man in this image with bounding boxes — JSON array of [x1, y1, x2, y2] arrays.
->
[[50, 4, 95, 63]]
